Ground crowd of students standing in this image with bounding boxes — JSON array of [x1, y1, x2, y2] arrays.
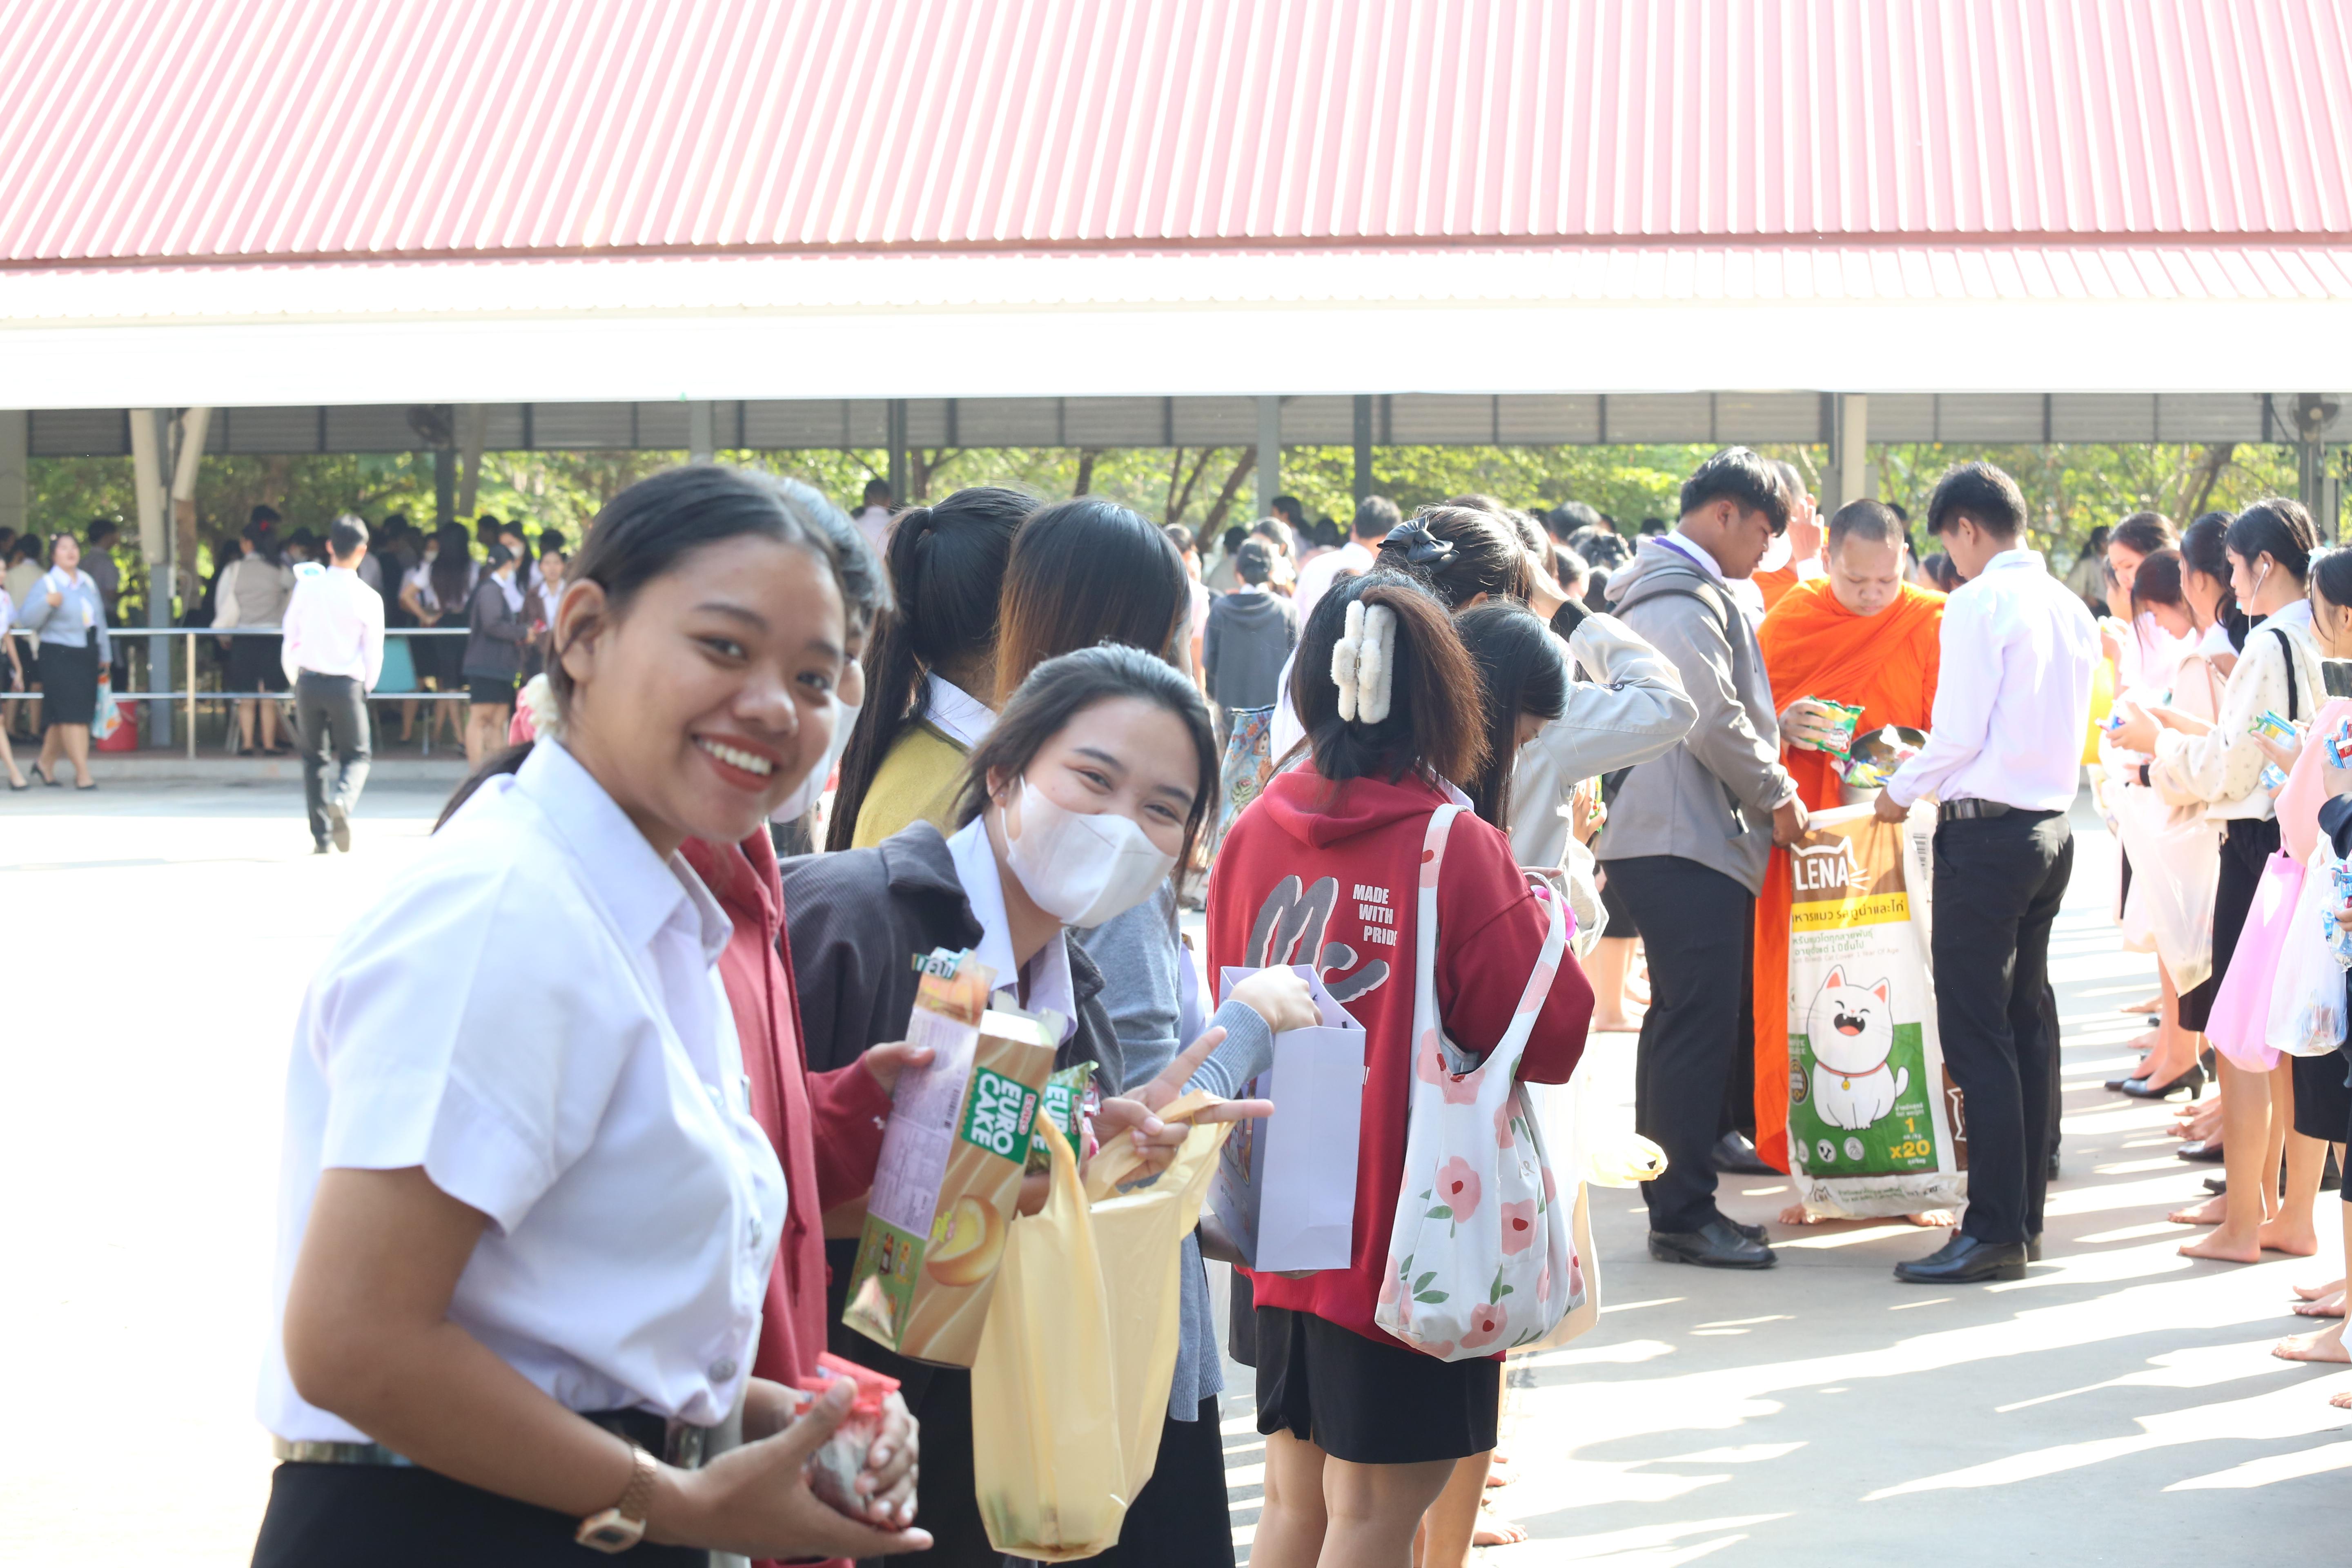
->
[[229, 445, 2352, 1568]]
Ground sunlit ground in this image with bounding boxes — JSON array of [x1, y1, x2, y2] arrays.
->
[[1211, 798, 2348, 1564], [4, 784, 2341, 1564]]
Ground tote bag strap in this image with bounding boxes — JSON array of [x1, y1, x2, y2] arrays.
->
[[1413, 804, 1569, 1083]]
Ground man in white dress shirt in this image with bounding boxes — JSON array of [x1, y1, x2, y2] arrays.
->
[[1293, 494, 1400, 625], [281, 515, 386, 854], [1878, 463, 2098, 1285], [852, 479, 895, 560]]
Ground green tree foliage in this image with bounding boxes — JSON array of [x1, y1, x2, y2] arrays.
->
[[28, 440, 2328, 590]]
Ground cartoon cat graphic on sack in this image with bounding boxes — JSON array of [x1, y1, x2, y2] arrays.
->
[[1805, 966, 1907, 1131]]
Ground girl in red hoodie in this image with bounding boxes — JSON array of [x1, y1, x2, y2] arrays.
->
[[1206, 569, 1594, 1568]]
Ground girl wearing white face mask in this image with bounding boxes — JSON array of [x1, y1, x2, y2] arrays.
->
[[784, 644, 1301, 1567]]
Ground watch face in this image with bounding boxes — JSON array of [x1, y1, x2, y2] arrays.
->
[[577, 1512, 644, 1554]]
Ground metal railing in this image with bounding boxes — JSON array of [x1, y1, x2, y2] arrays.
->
[[4, 626, 480, 759]]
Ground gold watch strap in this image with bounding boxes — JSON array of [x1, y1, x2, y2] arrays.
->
[[615, 1441, 658, 1525]]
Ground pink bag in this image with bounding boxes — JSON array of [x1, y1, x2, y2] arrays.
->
[[2204, 852, 2304, 1071]]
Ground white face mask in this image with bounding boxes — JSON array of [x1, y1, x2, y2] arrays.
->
[[999, 776, 1176, 929], [770, 696, 861, 823]]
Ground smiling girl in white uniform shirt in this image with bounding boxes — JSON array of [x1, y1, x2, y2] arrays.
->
[[254, 468, 931, 1566]]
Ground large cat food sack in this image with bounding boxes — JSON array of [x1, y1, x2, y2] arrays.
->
[[844, 948, 1059, 1366], [1782, 806, 1967, 1219]]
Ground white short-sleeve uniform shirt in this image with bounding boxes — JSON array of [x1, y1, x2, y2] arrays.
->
[[259, 740, 786, 1443]]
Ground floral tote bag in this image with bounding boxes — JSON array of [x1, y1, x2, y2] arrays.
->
[[1374, 805, 1573, 1360]]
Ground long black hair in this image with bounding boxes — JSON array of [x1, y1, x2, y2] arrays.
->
[[428, 523, 473, 612], [1455, 603, 1568, 830], [2181, 509, 2247, 650], [826, 486, 1033, 850], [994, 497, 1189, 704], [2226, 497, 2319, 587], [437, 465, 852, 828], [953, 643, 1220, 874]]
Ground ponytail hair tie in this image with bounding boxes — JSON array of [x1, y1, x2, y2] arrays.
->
[[1380, 519, 1455, 568], [1331, 599, 1399, 724]]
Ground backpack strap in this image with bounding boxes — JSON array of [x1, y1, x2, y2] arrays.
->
[[2269, 625, 2302, 722]]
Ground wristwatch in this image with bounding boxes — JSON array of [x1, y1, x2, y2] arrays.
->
[[576, 1441, 659, 1553]]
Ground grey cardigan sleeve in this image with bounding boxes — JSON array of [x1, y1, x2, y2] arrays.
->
[[1527, 614, 1698, 779], [1630, 589, 1796, 814], [1182, 997, 1276, 1099]]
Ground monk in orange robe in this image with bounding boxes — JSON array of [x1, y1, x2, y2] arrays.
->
[[1753, 501, 1944, 1204]]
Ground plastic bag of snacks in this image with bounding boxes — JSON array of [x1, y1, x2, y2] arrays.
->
[[974, 1101, 1230, 1559], [1838, 725, 1928, 792], [780, 1353, 902, 1518], [2270, 848, 2352, 1056]]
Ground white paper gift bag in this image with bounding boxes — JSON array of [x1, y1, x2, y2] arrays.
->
[[1208, 964, 1365, 1273]]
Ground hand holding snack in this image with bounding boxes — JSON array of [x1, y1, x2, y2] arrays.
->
[[654, 1380, 932, 1558], [1777, 697, 1842, 752]]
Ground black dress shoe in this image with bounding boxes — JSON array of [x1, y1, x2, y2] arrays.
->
[[2119, 1062, 2205, 1100], [2178, 1139, 2225, 1163], [1649, 1218, 1776, 1269], [1894, 1233, 2028, 1284], [1711, 1131, 1779, 1176]]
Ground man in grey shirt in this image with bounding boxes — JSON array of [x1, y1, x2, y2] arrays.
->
[[1596, 448, 1808, 1271]]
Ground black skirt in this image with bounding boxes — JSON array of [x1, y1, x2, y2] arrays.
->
[[1255, 1305, 1499, 1466], [228, 633, 289, 693], [468, 675, 518, 708], [37, 640, 97, 726], [250, 1462, 706, 1568], [2292, 1046, 2352, 1142], [2179, 817, 2279, 1033]]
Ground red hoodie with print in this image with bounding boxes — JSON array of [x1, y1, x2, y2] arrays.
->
[[1204, 762, 1594, 1350]]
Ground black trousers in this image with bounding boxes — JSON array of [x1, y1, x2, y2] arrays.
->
[[1604, 854, 1757, 1234], [1931, 810, 2074, 1246], [252, 1461, 704, 1568], [295, 671, 372, 846]]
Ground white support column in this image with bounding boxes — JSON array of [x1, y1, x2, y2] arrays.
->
[[0, 410, 25, 543], [130, 409, 166, 568], [1254, 395, 1281, 521], [688, 400, 716, 463], [1839, 394, 1872, 509]]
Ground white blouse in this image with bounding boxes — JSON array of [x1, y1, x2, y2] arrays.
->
[[260, 739, 786, 1443]]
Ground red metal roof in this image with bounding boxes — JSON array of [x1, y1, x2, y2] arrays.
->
[[4, 0, 2348, 267]]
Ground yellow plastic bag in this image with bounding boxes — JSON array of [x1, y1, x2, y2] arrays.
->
[[973, 1092, 1231, 1561]]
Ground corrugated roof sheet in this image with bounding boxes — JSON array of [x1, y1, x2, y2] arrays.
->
[[5, 0, 2348, 267]]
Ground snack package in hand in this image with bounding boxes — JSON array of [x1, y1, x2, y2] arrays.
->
[[843, 948, 1058, 1366], [782, 1353, 903, 1519], [1027, 1061, 1098, 1174], [2250, 709, 2298, 746], [1805, 698, 1866, 759]]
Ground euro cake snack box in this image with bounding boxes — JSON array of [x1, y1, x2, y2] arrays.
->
[[843, 948, 1059, 1367]]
